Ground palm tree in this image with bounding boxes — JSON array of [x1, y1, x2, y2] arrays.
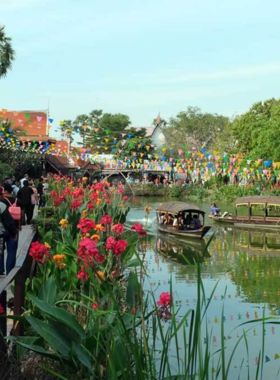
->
[[0, 26, 15, 78]]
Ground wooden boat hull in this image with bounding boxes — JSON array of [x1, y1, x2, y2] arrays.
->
[[158, 225, 211, 239], [211, 216, 280, 230]]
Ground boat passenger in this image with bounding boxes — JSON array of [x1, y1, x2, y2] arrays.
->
[[173, 216, 178, 227], [191, 215, 202, 229], [178, 215, 185, 230], [159, 213, 164, 224], [210, 203, 221, 216]]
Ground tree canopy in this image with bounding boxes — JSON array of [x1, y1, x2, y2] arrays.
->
[[233, 98, 280, 160], [0, 26, 15, 78], [162, 106, 229, 152]]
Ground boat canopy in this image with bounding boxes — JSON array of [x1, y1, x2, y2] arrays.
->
[[156, 201, 205, 215], [235, 196, 280, 207]]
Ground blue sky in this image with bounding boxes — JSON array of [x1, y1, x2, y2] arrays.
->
[[1, 0, 280, 138]]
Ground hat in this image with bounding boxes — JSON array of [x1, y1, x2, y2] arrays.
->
[[0, 186, 4, 195]]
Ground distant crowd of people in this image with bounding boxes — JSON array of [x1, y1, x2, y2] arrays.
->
[[0, 174, 49, 276]]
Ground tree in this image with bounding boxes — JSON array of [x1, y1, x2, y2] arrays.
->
[[59, 119, 75, 148], [85, 112, 131, 153], [162, 106, 229, 152], [233, 98, 280, 160], [0, 26, 15, 78], [115, 127, 155, 160]]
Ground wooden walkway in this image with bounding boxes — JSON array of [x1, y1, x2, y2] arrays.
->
[[0, 225, 36, 334]]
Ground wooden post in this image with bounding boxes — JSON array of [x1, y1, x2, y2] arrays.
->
[[0, 290, 7, 358]]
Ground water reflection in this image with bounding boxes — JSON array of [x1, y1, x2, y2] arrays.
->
[[127, 202, 280, 377]]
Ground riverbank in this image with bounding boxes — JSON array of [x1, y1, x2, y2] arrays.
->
[[124, 183, 280, 202]]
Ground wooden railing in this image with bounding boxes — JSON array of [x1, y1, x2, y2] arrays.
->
[[0, 227, 36, 358]]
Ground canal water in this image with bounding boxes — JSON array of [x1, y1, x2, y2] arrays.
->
[[126, 198, 280, 379]]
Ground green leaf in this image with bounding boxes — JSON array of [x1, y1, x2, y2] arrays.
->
[[71, 343, 94, 374], [8, 336, 60, 360], [25, 315, 71, 356], [126, 272, 140, 308], [38, 276, 57, 305], [28, 294, 86, 339]]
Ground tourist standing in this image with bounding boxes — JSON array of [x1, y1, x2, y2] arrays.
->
[[37, 178, 45, 208], [20, 174, 29, 188], [0, 184, 23, 275], [0, 186, 18, 276], [17, 180, 34, 224], [29, 180, 38, 220]]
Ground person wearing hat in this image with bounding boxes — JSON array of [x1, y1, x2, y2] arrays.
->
[[0, 186, 18, 276]]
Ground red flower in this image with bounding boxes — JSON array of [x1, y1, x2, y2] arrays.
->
[[105, 236, 128, 257], [77, 218, 96, 233], [92, 302, 99, 309], [29, 241, 50, 263], [111, 223, 124, 234], [118, 189, 124, 194], [100, 215, 113, 225], [87, 202, 94, 210], [132, 197, 138, 201], [0, 303, 5, 314], [50, 190, 58, 198], [71, 188, 84, 197], [78, 238, 104, 265], [105, 236, 115, 250], [70, 200, 82, 210], [131, 222, 147, 236], [157, 292, 171, 307], [77, 266, 89, 281], [112, 240, 128, 257], [123, 196, 128, 201]]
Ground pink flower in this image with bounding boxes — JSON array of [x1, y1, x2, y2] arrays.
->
[[100, 215, 113, 225], [132, 197, 138, 201], [77, 218, 96, 233], [131, 222, 147, 236], [92, 302, 99, 309], [29, 242, 50, 263], [105, 236, 115, 250], [118, 189, 124, 194], [122, 196, 128, 201], [111, 223, 124, 234], [157, 292, 171, 307]]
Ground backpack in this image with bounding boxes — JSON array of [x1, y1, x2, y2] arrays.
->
[[4, 198, 21, 221]]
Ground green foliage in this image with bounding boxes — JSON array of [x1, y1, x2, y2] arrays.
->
[[0, 26, 15, 78], [169, 186, 185, 198], [115, 127, 155, 160], [162, 106, 229, 153], [0, 160, 14, 182], [233, 98, 280, 160]]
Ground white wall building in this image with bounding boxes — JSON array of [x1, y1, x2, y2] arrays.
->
[[132, 124, 166, 148]]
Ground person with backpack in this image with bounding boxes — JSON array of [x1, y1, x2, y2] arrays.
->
[[0, 186, 18, 276]]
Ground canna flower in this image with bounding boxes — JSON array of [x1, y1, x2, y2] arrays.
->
[[77, 218, 96, 233], [91, 234, 100, 242], [96, 198, 102, 206], [131, 222, 147, 236], [96, 271, 105, 281], [82, 177, 88, 182], [53, 254, 67, 268], [92, 302, 99, 309], [111, 223, 124, 235], [122, 196, 128, 201], [105, 236, 128, 257], [81, 210, 88, 218], [44, 242, 51, 249], [77, 266, 89, 281], [59, 219, 68, 229], [70, 200, 82, 210], [157, 292, 171, 307], [29, 242, 51, 263], [100, 215, 113, 225], [95, 224, 105, 233]]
